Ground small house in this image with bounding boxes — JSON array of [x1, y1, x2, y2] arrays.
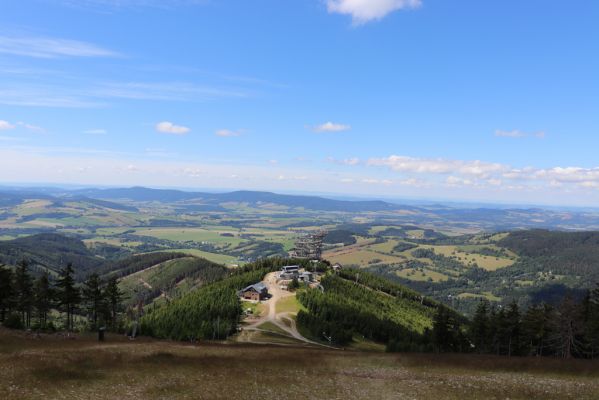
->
[[280, 265, 300, 280], [239, 282, 268, 301], [298, 271, 313, 283], [332, 263, 343, 272]]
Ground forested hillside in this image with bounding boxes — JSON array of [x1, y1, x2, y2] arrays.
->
[[297, 269, 466, 350], [0, 233, 105, 279], [118, 256, 229, 307], [140, 258, 299, 341]]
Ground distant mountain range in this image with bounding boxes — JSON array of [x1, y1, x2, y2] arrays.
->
[[2, 185, 599, 230]]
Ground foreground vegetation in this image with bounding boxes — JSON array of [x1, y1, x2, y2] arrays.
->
[[1, 328, 599, 400]]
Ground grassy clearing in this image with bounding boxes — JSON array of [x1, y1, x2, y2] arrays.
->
[[396, 268, 450, 282], [420, 244, 515, 271], [458, 292, 502, 302], [150, 249, 240, 266], [133, 227, 246, 247], [241, 301, 266, 317], [323, 248, 405, 266], [275, 295, 306, 314], [256, 321, 289, 336], [2, 329, 599, 400]]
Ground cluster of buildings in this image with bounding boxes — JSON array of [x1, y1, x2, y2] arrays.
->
[[239, 263, 331, 301]]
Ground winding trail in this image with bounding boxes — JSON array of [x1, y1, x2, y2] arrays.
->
[[241, 272, 334, 348]]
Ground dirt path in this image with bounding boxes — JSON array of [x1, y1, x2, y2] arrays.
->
[[241, 272, 334, 348]]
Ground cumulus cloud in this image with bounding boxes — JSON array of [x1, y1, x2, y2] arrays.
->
[[367, 155, 507, 178], [326, 0, 422, 24], [155, 121, 190, 135], [495, 129, 546, 139], [363, 153, 599, 191], [312, 121, 351, 133], [215, 129, 242, 137], [0, 120, 15, 130]]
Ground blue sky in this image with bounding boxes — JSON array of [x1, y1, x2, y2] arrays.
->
[[0, 0, 598, 205]]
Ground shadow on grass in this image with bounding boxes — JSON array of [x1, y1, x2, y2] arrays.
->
[[398, 353, 599, 378], [32, 358, 106, 382]]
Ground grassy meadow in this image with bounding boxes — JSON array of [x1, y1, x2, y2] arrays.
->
[[1, 328, 599, 400]]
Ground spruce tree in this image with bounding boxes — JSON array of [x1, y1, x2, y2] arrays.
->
[[432, 307, 450, 352], [34, 273, 53, 329], [82, 273, 104, 329], [551, 296, 584, 359], [505, 301, 521, 356], [522, 303, 553, 356], [14, 260, 33, 328], [470, 300, 490, 353], [104, 276, 123, 331], [56, 263, 80, 331], [584, 285, 599, 358], [0, 264, 14, 322]]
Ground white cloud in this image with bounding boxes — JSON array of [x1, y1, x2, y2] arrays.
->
[[326, 0, 422, 24], [312, 121, 351, 133], [0, 120, 15, 130], [215, 129, 242, 137], [17, 122, 45, 133], [84, 129, 107, 135], [368, 155, 507, 178], [0, 35, 118, 58], [155, 121, 190, 135], [328, 156, 360, 166], [495, 129, 546, 139]]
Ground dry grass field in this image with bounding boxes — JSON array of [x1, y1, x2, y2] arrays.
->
[[1, 328, 599, 400]]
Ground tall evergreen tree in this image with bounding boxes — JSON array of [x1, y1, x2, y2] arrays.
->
[[14, 260, 33, 328], [470, 300, 490, 353], [55, 263, 80, 331], [551, 295, 584, 359], [33, 273, 53, 328], [522, 303, 553, 356], [104, 276, 124, 331], [432, 307, 452, 352], [82, 273, 104, 329], [505, 301, 522, 356], [0, 264, 14, 322], [583, 286, 599, 358]]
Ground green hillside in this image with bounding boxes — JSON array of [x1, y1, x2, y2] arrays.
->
[[0, 233, 105, 279], [297, 269, 464, 348], [118, 256, 228, 306], [140, 258, 295, 341]]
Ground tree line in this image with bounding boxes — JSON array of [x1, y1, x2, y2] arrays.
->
[[467, 287, 599, 359], [0, 260, 123, 332]]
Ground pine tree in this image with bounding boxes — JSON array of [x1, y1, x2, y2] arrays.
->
[[104, 276, 123, 331], [82, 273, 105, 329], [551, 295, 584, 359], [505, 301, 521, 356], [0, 264, 14, 322], [522, 303, 553, 356], [14, 260, 33, 328], [583, 285, 599, 358], [432, 307, 451, 352], [56, 263, 80, 331], [470, 300, 490, 353], [34, 273, 53, 329]]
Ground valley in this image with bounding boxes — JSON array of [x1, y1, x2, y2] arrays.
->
[[2, 186, 599, 316]]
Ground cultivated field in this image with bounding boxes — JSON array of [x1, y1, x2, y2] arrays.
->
[[1, 329, 598, 400]]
